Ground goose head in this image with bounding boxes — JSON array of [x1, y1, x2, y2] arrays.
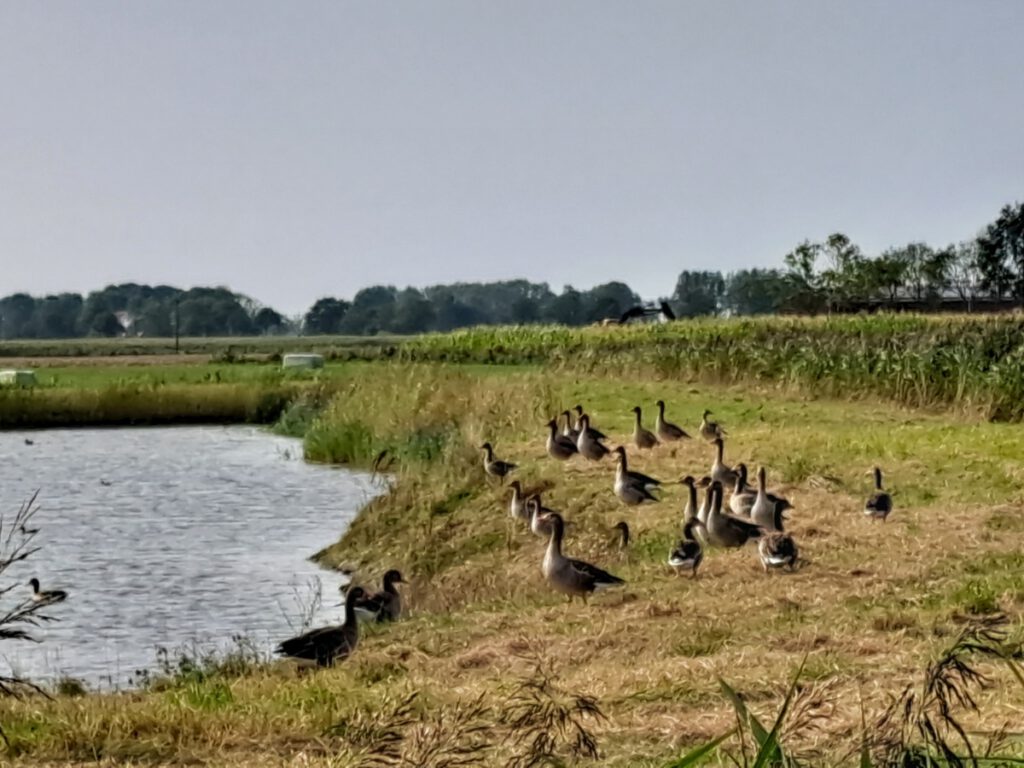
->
[[27, 578, 40, 592], [382, 569, 406, 587]]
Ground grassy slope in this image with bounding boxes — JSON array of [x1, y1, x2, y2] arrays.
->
[[3, 364, 1024, 765]]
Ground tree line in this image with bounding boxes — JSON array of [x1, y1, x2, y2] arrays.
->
[[1, 201, 1021, 339]]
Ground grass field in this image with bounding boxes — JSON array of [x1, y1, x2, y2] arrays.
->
[[2, 361, 1024, 765]]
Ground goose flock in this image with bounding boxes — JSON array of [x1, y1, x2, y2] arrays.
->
[[21, 401, 895, 674], [282, 402, 895, 668], [485, 402, 893, 602]]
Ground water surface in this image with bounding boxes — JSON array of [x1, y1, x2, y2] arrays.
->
[[0, 426, 378, 687]]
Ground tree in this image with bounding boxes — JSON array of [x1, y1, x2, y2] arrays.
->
[[976, 202, 1024, 303], [254, 307, 285, 335], [865, 250, 910, 305], [671, 271, 724, 317], [339, 286, 397, 335], [389, 288, 435, 333], [303, 298, 349, 335], [582, 282, 640, 323], [543, 286, 585, 325], [0, 294, 37, 339], [949, 241, 982, 311], [781, 240, 826, 313], [723, 269, 789, 315], [819, 233, 864, 311]]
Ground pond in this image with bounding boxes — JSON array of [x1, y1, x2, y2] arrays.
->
[[0, 426, 379, 688]]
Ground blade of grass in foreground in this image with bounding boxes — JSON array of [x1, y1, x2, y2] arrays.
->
[[664, 730, 734, 767]]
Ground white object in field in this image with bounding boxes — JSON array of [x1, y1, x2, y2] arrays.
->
[[0, 370, 37, 387], [282, 354, 324, 370]]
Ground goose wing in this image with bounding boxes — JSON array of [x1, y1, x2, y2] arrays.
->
[[276, 625, 352, 662], [668, 539, 702, 567], [627, 469, 662, 488], [568, 558, 624, 590], [865, 492, 892, 515]]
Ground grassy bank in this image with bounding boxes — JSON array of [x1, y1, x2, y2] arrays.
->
[[4, 363, 1024, 765], [0, 362, 364, 428]]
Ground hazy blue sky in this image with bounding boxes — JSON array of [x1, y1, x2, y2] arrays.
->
[[1, 1, 1021, 314]]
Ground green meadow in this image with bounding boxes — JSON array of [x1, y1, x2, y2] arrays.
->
[[2, 315, 1024, 765]]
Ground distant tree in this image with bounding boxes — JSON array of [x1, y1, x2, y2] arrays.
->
[[432, 291, 482, 330], [949, 241, 982, 310], [339, 286, 397, 335], [671, 271, 724, 317], [976, 202, 1024, 303], [34, 293, 83, 338], [0, 293, 37, 339], [868, 249, 912, 304], [254, 307, 286, 335], [782, 240, 826, 313], [723, 269, 789, 315], [87, 311, 123, 337], [818, 233, 864, 310], [543, 286, 585, 325], [582, 281, 640, 323], [389, 288, 435, 333], [303, 298, 350, 335]]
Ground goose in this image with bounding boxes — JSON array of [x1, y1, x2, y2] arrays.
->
[[24, 438, 34, 446], [527, 495, 556, 537], [573, 405, 607, 440], [275, 586, 366, 667], [612, 446, 661, 489], [864, 467, 893, 521], [353, 570, 406, 622], [508, 481, 529, 522], [655, 400, 691, 442], [706, 481, 763, 548], [546, 419, 578, 460], [758, 505, 799, 572], [612, 521, 630, 551], [540, 512, 624, 602], [668, 519, 704, 578], [680, 475, 700, 521], [614, 450, 659, 507], [695, 479, 713, 525], [480, 442, 517, 482], [710, 438, 739, 488], [27, 578, 67, 604], [729, 463, 758, 516], [750, 466, 793, 531], [699, 409, 726, 442], [631, 407, 659, 450], [561, 410, 580, 443], [576, 415, 609, 461]]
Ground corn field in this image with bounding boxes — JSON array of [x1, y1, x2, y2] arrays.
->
[[400, 314, 1024, 421]]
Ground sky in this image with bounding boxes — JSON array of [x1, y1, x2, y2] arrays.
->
[[1, 1, 1022, 315]]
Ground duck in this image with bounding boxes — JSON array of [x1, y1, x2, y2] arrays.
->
[[575, 415, 610, 461], [527, 494, 557, 537], [864, 467, 893, 521], [710, 438, 739, 488], [508, 481, 529, 522], [480, 442, 517, 482], [668, 519, 704, 578], [275, 586, 366, 667], [546, 419, 579, 461], [27, 578, 67, 604], [353, 570, 406, 622], [573, 405, 607, 441], [540, 512, 624, 603], [613, 449, 660, 507], [705, 480, 763, 548], [631, 406, 659, 450], [758, 505, 799, 572], [699, 409, 726, 442], [655, 400, 691, 442], [750, 466, 793, 531], [561, 410, 580, 443], [612, 521, 630, 551], [24, 438, 34, 446]]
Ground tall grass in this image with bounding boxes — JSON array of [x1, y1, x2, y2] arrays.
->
[[401, 315, 1024, 420]]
